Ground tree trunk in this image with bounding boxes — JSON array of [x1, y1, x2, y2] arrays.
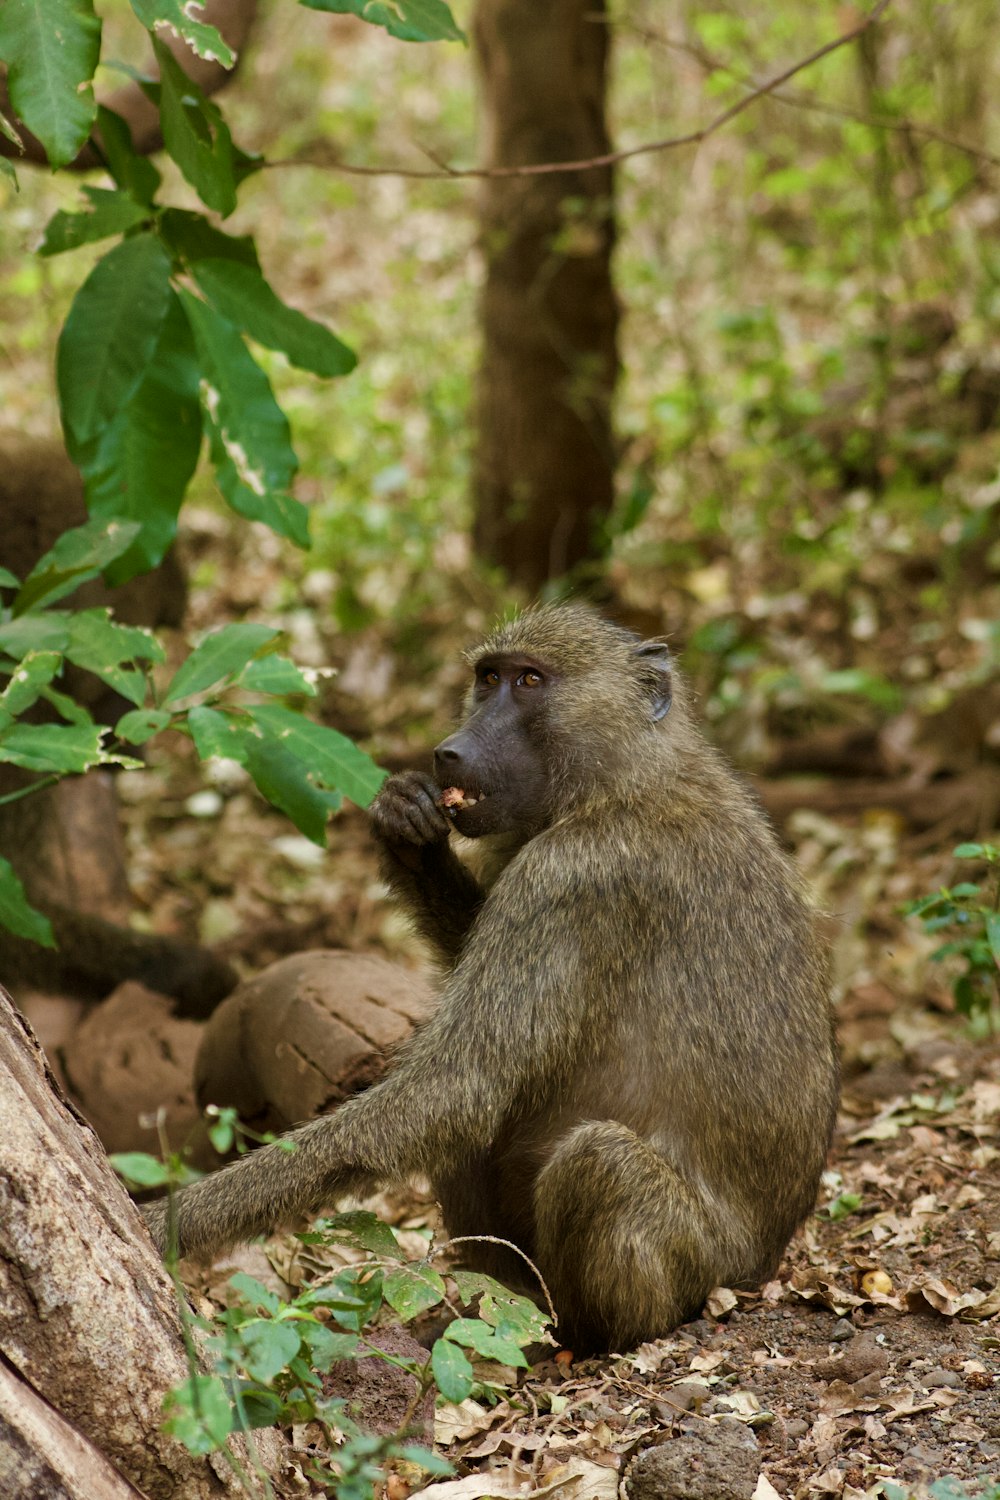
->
[[0, 984, 275, 1498], [472, 0, 619, 591]]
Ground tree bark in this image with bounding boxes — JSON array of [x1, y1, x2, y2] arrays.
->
[[0, 984, 272, 1498], [472, 0, 619, 591]]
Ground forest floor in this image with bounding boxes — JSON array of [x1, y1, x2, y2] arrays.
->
[[86, 570, 999, 1500]]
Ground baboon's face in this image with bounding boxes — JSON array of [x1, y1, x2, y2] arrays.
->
[[434, 653, 555, 840]]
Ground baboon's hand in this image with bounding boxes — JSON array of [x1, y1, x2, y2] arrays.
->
[[371, 770, 452, 848]]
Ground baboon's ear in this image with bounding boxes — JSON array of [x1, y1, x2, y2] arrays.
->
[[634, 640, 673, 721]]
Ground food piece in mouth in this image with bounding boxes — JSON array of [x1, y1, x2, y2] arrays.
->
[[438, 786, 479, 813]]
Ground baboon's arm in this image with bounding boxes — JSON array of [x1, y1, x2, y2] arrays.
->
[[372, 771, 486, 964], [143, 873, 584, 1260]]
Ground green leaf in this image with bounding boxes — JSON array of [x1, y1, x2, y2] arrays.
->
[[299, 1323, 359, 1371], [192, 259, 357, 377], [109, 1151, 172, 1187], [301, 1267, 384, 1332], [129, 0, 235, 67], [164, 623, 279, 704], [229, 1384, 284, 1429], [245, 733, 341, 844], [316, 1210, 400, 1257], [247, 704, 386, 808], [239, 1318, 304, 1383], [39, 187, 148, 256], [430, 1338, 474, 1403], [179, 289, 310, 547], [953, 843, 988, 859], [228, 1272, 280, 1316], [302, 0, 465, 45], [0, 616, 71, 656], [0, 652, 62, 716], [0, 0, 101, 168], [399, 1447, 452, 1478], [64, 610, 164, 707], [159, 208, 259, 269], [0, 568, 20, 589], [154, 37, 236, 216], [242, 655, 317, 697], [57, 234, 173, 448], [443, 1317, 529, 1369], [382, 1264, 447, 1321], [186, 704, 253, 762], [96, 105, 161, 206], [163, 1373, 234, 1454], [14, 518, 142, 615], [0, 721, 134, 774], [0, 157, 17, 188], [116, 707, 171, 744], [0, 857, 55, 947], [987, 912, 1000, 968], [79, 291, 202, 583], [453, 1273, 551, 1342]]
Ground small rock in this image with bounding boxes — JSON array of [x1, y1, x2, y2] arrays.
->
[[657, 1382, 711, 1414], [815, 1334, 888, 1384], [922, 1368, 963, 1390], [829, 1319, 855, 1342], [785, 1419, 809, 1440], [626, 1420, 759, 1500]]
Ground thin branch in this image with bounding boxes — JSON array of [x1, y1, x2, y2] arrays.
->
[[283, 0, 893, 183], [617, 14, 1000, 172]]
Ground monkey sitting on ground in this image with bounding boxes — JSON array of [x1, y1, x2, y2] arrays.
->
[[145, 604, 839, 1352]]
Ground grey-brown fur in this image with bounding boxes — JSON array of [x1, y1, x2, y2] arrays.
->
[[144, 604, 838, 1352]]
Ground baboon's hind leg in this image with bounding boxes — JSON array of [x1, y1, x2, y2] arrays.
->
[[533, 1121, 725, 1353]]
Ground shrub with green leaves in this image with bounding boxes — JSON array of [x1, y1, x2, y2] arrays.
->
[[115, 1145, 550, 1493], [904, 843, 1000, 1027], [0, 518, 386, 944]]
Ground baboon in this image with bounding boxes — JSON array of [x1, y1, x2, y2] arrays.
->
[[145, 604, 839, 1352]]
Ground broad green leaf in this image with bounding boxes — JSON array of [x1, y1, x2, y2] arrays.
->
[[302, 0, 465, 45], [0, 616, 71, 656], [382, 1264, 447, 1321], [96, 105, 161, 206], [0, 721, 136, 774], [242, 654, 317, 697], [248, 704, 386, 808], [187, 704, 253, 762], [0, 157, 17, 188], [163, 1373, 234, 1454], [0, 568, 20, 589], [443, 1317, 528, 1369], [302, 1267, 384, 1332], [64, 610, 164, 707], [245, 733, 341, 844], [154, 38, 236, 216], [109, 1151, 172, 1187], [130, 0, 235, 67], [430, 1338, 474, 1403], [953, 843, 988, 859], [453, 1273, 551, 1343], [299, 1323, 359, 1371], [79, 292, 202, 583], [159, 208, 259, 269], [0, 652, 62, 716], [14, 518, 142, 615], [239, 1320, 302, 1383], [399, 1447, 452, 1478], [57, 234, 173, 448], [40, 187, 148, 256], [316, 1210, 400, 1257], [192, 259, 357, 377], [0, 857, 55, 947], [164, 623, 279, 704], [116, 707, 171, 744], [231, 1386, 284, 1429], [179, 290, 310, 547], [0, 0, 101, 167], [228, 1272, 280, 1315]]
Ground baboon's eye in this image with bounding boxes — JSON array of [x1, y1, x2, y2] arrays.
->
[[480, 668, 500, 687], [518, 670, 543, 688]]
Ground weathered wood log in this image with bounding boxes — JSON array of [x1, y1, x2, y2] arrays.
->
[[0, 983, 280, 1498]]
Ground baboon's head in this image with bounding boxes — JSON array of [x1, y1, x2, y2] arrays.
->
[[433, 604, 674, 838]]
